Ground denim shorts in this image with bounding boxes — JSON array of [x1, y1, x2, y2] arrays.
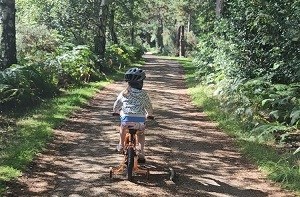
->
[[120, 116, 146, 123], [120, 115, 146, 130]]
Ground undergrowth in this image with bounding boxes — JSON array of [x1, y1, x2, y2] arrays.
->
[[173, 56, 300, 194], [0, 67, 127, 194]]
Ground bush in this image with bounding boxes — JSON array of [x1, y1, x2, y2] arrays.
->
[[104, 44, 145, 71], [193, 0, 300, 135], [17, 24, 62, 66], [1, 42, 147, 111], [0, 65, 57, 110], [119, 44, 145, 62], [104, 45, 131, 70], [223, 0, 300, 83], [53, 45, 101, 87]]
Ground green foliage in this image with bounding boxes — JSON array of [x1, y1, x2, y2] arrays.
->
[[133, 0, 204, 56], [223, 0, 300, 83], [214, 77, 300, 139], [261, 84, 300, 126], [54, 45, 101, 87], [1, 43, 106, 110], [16, 0, 46, 24], [1, 42, 144, 111], [0, 81, 109, 193], [189, 1, 300, 191], [193, 0, 300, 138], [294, 147, 300, 155], [0, 65, 57, 110], [17, 0, 95, 46], [119, 44, 145, 61], [185, 31, 198, 56], [104, 44, 145, 70], [179, 57, 300, 192], [16, 24, 62, 65], [250, 124, 291, 142]]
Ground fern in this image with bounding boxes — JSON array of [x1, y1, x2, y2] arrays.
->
[[251, 124, 291, 142], [0, 65, 57, 109], [294, 147, 300, 155], [290, 109, 300, 126], [0, 84, 19, 104]]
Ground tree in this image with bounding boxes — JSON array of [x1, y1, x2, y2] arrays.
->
[[110, 0, 143, 45], [0, 0, 17, 70], [108, 3, 119, 45], [94, 0, 109, 60], [177, 25, 185, 57], [216, 0, 224, 17]]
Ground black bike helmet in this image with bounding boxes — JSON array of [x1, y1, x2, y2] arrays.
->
[[124, 67, 146, 82]]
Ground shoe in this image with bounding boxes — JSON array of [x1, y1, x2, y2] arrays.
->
[[137, 154, 146, 163], [116, 144, 123, 153]]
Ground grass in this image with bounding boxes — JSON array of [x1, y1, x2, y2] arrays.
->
[[168, 56, 300, 194], [0, 82, 109, 192], [0, 65, 129, 194]]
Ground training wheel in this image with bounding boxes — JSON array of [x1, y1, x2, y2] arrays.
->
[[109, 167, 113, 178], [169, 167, 175, 181]]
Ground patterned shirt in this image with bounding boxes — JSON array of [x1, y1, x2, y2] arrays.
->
[[113, 88, 153, 117]]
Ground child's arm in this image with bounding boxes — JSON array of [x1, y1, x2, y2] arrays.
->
[[113, 92, 123, 113], [143, 91, 153, 116]]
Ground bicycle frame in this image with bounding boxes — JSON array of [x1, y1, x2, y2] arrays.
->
[[110, 128, 149, 181]]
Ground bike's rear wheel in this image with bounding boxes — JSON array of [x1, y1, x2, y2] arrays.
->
[[127, 147, 135, 181]]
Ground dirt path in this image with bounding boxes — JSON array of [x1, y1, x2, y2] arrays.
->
[[5, 55, 297, 197]]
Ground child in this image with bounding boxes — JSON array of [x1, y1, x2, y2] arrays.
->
[[113, 67, 154, 163]]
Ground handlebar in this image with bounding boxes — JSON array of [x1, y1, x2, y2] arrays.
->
[[147, 116, 155, 120], [112, 113, 154, 120]]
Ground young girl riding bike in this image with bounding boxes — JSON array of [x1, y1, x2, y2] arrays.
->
[[113, 67, 154, 163]]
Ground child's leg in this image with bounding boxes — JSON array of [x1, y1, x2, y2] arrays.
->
[[137, 132, 145, 156], [119, 125, 127, 147], [116, 124, 127, 152]]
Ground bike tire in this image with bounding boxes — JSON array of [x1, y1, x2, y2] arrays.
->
[[127, 147, 135, 181]]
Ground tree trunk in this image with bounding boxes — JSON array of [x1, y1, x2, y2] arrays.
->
[[179, 25, 185, 57], [216, 0, 224, 17], [0, 0, 17, 70], [177, 25, 185, 57], [130, 26, 134, 45], [94, 0, 109, 62], [108, 7, 118, 45], [130, 0, 135, 45], [156, 19, 163, 53], [187, 14, 191, 32]]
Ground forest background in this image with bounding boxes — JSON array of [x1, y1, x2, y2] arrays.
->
[[0, 0, 299, 194]]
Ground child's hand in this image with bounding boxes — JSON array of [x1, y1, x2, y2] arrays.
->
[[147, 116, 155, 120]]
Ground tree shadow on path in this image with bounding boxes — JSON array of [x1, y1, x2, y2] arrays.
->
[[4, 55, 295, 197]]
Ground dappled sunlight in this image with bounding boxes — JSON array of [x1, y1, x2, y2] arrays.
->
[[6, 54, 294, 197]]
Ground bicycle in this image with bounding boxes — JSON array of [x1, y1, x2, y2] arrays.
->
[[109, 113, 154, 181]]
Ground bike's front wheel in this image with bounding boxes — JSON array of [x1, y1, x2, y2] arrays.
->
[[127, 147, 135, 181]]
